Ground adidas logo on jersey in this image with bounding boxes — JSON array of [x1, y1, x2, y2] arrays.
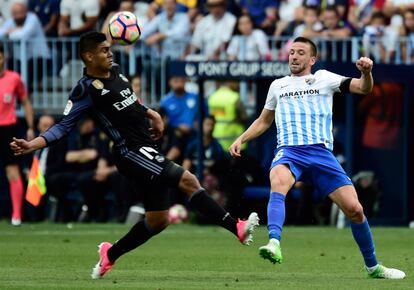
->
[[101, 89, 110, 95]]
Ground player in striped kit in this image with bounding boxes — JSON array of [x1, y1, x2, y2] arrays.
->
[[229, 37, 405, 279]]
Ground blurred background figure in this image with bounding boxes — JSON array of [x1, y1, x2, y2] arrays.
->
[[140, 0, 191, 59], [239, 0, 278, 35], [0, 1, 50, 91], [160, 76, 205, 162], [189, 0, 236, 60], [399, 8, 414, 63], [0, 43, 34, 226], [208, 81, 247, 151], [227, 14, 270, 61], [58, 0, 100, 37], [29, 0, 60, 37]]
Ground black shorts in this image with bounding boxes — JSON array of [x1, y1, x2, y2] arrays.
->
[[0, 125, 18, 166], [114, 146, 185, 211]]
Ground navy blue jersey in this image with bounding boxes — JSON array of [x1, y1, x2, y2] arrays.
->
[[41, 65, 154, 154]]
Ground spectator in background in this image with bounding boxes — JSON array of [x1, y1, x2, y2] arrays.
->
[[348, 0, 385, 31], [0, 43, 34, 226], [208, 81, 247, 151], [239, 0, 278, 35], [319, 6, 353, 38], [0, 0, 15, 26], [58, 0, 100, 37], [189, 0, 236, 60], [161, 76, 200, 135], [149, 0, 199, 24], [141, 0, 191, 59], [29, 0, 60, 36], [384, 0, 414, 16], [130, 74, 145, 105], [65, 117, 121, 222], [227, 14, 270, 61], [293, 6, 323, 38], [182, 115, 228, 209], [362, 11, 398, 63], [399, 8, 414, 63], [182, 115, 225, 173], [0, 1, 50, 59], [160, 76, 203, 161], [302, 0, 348, 19], [274, 1, 303, 37], [0, 1, 50, 90]]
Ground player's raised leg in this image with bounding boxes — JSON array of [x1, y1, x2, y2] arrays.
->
[[91, 210, 169, 279], [179, 170, 259, 245], [330, 185, 405, 279], [259, 164, 295, 264]]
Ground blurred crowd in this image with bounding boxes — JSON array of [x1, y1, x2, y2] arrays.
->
[[0, 0, 413, 63], [0, 0, 410, 225]]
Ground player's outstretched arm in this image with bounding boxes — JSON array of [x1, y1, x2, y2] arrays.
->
[[10, 136, 47, 156], [229, 108, 274, 157], [350, 57, 374, 95]]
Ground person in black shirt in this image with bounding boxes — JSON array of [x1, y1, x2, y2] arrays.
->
[[9, 31, 259, 279]]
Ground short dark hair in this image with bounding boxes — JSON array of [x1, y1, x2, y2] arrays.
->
[[293, 37, 317, 57], [205, 114, 216, 123], [79, 31, 107, 62]]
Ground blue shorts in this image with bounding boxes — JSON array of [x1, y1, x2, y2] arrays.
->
[[270, 144, 353, 198]]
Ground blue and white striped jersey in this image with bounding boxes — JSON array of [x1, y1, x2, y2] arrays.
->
[[264, 70, 345, 151]]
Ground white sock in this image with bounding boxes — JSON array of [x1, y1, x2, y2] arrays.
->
[[366, 264, 379, 273], [270, 238, 280, 246]]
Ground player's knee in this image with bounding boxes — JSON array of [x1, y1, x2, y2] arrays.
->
[[178, 170, 201, 195], [270, 176, 290, 193], [347, 203, 364, 223], [146, 214, 170, 233], [5, 165, 20, 181]]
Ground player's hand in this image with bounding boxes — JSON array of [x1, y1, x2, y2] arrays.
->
[[356, 57, 373, 75], [229, 138, 242, 158], [149, 119, 164, 141], [9, 137, 33, 156]]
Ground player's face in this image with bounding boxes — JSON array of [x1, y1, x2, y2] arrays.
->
[[92, 41, 113, 71], [288, 42, 316, 76]]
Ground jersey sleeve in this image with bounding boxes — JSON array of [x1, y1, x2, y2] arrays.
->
[[320, 70, 346, 93], [15, 73, 28, 101], [41, 83, 93, 145], [264, 81, 278, 110]]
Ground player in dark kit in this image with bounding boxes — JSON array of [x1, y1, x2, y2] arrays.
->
[[10, 32, 259, 279]]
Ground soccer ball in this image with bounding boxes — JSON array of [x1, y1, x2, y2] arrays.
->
[[108, 11, 141, 45], [168, 204, 189, 224]]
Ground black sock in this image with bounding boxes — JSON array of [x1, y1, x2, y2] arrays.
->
[[189, 189, 237, 236], [107, 219, 158, 263]]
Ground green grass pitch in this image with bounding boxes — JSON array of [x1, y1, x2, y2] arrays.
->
[[0, 222, 412, 289]]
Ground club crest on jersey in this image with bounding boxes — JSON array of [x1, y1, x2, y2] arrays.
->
[[155, 155, 165, 163], [92, 79, 104, 90], [63, 100, 73, 115], [305, 77, 316, 85], [119, 74, 129, 82]]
